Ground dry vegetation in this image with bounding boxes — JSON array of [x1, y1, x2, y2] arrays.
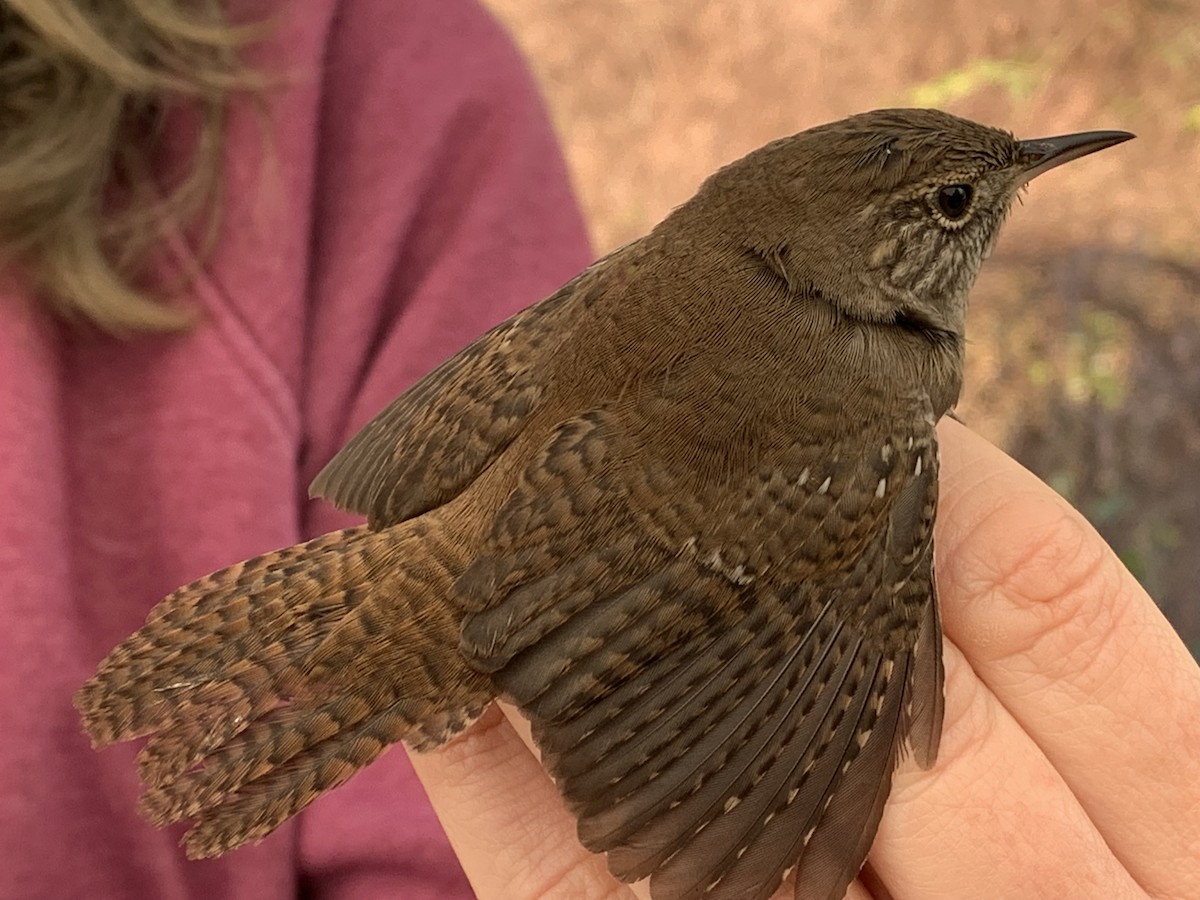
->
[[485, 0, 1200, 647]]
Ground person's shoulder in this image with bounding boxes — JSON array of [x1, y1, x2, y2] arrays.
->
[[323, 0, 534, 90]]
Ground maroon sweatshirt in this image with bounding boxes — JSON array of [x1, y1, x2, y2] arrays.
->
[[0, 1, 591, 897]]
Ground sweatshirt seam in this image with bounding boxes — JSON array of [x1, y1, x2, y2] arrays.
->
[[164, 229, 301, 444]]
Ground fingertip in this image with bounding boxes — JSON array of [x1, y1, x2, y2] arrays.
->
[[408, 705, 630, 899], [931, 420, 1200, 897]]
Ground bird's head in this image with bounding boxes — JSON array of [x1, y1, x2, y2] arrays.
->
[[698, 108, 1132, 342]]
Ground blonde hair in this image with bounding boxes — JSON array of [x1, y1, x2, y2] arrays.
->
[[0, 0, 263, 333]]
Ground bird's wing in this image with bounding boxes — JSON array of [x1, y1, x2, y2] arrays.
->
[[308, 270, 595, 528], [456, 402, 942, 900]]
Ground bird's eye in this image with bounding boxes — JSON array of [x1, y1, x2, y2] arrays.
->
[[936, 184, 973, 220]]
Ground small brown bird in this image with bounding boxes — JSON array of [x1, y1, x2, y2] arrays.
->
[[75, 108, 1131, 900]]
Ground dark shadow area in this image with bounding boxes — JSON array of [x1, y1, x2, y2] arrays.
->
[[988, 246, 1200, 653]]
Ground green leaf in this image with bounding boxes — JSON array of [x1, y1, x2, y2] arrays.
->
[[907, 59, 1040, 107]]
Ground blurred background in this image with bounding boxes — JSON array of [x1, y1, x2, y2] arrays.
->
[[484, 0, 1200, 652]]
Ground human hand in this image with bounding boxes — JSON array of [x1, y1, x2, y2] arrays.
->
[[408, 419, 1200, 899]]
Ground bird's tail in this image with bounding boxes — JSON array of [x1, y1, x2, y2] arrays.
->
[[74, 521, 492, 858]]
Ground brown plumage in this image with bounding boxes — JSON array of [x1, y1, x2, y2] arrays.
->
[[75, 108, 1131, 900]]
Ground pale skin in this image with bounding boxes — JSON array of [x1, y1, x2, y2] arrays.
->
[[408, 418, 1200, 900]]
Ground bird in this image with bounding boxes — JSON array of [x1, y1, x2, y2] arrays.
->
[[75, 108, 1132, 900]]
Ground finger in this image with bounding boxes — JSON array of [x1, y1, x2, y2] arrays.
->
[[407, 704, 632, 900], [935, 420, 1200, 897], [869, 641, 1145, 899]]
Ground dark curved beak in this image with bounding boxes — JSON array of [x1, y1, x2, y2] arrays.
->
[[1016, 130, 1134, 182]]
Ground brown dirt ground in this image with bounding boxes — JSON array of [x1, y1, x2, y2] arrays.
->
[[485, 0, 1200, 649]]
